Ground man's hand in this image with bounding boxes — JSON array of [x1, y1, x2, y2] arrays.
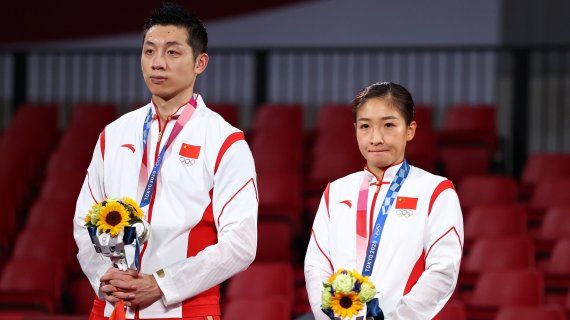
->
[[122, 273, 162, 308], [99, 268, 162, 307], [99, 267, 138, 304]]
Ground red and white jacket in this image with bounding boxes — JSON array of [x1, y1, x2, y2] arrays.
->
[[305, 163, 463, 320], [73, 95, 258, 318]]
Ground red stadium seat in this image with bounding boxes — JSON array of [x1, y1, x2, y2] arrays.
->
[[520, 153, 570, 200], [11, 227, 71, 265], [461, 236, 535, 289], [543, 239, 570, 290], [529, 179, 570, 226], [3, 103, 60, 159], [256, 221, 292, 263], [57, 129, 101, 159], [0, 294, 51, 316], [257, 173, 303, 233], [457, 175, 518, 213], [467, 269, 544, 319], [45, 145, 92, 176], [14, 315, 89, 320], [406, 129, 438, 173], [315, 104, 354, 133], [440, 146, 492, 185], [406, 105, 437, 172], [68, 276, 96, 315], [438, 300, 466, 320], [307, 132, 363, 194], [413, 105, 435, 132], [464, 204, 527, 249], [223, 298, 291, 320], [0, 182, 20, 249], [208, 102, 239, 127], [37, 171, 85, 201], [226, 263, 294, 304], [0, 145, 38, 200], [26, 197, 76, 230], [250, 128, 303, 175], [439, 104, 498, 152], [534, 206, 570, 259], [0, 258, 66, 313], [251, 104, 304, 137], [68, 103, 117, 130], [61, 104, 117, 155], [293, 285, 311, 317], [495, 306, 566, 320]]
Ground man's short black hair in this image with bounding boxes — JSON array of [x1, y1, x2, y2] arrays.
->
[[143, 2, 208, 59]]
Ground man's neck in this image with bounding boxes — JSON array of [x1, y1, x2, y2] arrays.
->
[[153, 93, 194, 123]]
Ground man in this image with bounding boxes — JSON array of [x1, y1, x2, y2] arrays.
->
[[73, 3, 258, 319]]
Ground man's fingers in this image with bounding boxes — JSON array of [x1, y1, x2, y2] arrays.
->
[[125, 268, 139, 277], [104, 294, 120, 303], [112, 291, 135, 300], [101, 270, 138, 284], [109, 279, 136, 290], [100, 284, 117, 294]]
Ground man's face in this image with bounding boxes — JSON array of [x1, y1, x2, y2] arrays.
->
[[141, 25, 205, 101]]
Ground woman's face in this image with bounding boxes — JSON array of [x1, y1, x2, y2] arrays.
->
[[355, 97, 416, 176]]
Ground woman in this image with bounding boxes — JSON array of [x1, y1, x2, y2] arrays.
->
[[305, 82, 463, 319]]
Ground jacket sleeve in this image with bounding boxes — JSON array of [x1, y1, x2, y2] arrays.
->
[[73, 132, 111, 296], [387, 182, 464, 319], [153, 138, 258, 305], [304, 184, 335, 320]]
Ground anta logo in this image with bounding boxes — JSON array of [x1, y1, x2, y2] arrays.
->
[[340, 200, 352, 208], [121, 144, 136, 153]]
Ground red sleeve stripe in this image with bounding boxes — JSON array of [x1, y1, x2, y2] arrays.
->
[[217, 177, 257, 226], [324, 183, 330, 219], [99, 128, 106, 160], [311, 229, 333, 272], [403, 250, 425, 295], [428, 180, 455, 216], [214, 132, 245, 175], [425, 226, 463, 259], [86, 171, 99, 204]]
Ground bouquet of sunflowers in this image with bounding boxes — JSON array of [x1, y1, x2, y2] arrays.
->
[[321, 269, 378, 320], [85, 197, 150, 271]]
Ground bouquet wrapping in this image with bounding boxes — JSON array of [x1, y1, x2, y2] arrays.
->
[[85, 197, 150, 319], [85, 197, 150, 270]]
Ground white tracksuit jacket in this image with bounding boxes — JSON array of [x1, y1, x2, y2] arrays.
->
[[305, 162, 463, 320], [73, 96, 258, 318]]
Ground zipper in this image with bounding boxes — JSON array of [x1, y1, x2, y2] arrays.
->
[[153, 115, 172, 163]]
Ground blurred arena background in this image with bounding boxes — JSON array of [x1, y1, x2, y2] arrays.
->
[[0, 0, 569, 319]]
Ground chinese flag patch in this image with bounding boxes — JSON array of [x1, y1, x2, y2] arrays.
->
[[179, 143, 200, 159], [395, 196, 418, 210]]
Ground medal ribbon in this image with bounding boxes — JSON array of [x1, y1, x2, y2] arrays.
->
[[357, 160, 410, 277], [134, 95, 197, 271]]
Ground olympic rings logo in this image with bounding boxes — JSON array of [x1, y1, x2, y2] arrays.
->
[[396, 209, 414, 217], [179, 156, 196, 166]]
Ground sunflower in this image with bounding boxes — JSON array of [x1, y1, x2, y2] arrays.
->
[[122, 197, 144, 219], [96, 202, 131, 237], [330, 292, 363, 318]]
